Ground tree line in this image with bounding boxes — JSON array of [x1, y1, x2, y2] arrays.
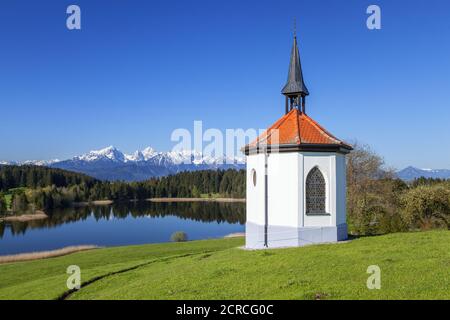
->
[[0, 165, 246, 214], [0, 165, 97, 190]]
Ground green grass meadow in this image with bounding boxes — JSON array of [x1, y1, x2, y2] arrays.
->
[[0, 231, 448, 300]]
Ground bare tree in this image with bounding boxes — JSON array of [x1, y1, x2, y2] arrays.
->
[[346, 142, 405, 235]]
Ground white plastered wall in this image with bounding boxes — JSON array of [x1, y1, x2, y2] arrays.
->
[[246, 153, 266, 226], [246, 151, 347, 230], [266, 152, 300, 227]]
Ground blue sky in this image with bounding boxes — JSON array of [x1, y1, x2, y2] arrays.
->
[[0, 0, 449, 169]]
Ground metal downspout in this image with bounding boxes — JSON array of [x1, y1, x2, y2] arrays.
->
[[264, 149, 268, 248]]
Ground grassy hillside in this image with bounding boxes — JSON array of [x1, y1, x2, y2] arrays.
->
[[0, 231, 449, 300]]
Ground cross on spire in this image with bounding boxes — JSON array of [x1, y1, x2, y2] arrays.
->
[[293, 17, 296, 38]]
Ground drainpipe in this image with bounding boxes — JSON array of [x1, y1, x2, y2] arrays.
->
[[264, 148, 268, 248]]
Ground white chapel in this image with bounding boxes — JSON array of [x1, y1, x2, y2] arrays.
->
[[243, 34, 352, 249]]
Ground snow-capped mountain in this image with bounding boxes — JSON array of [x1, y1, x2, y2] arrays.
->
[[141, 147, 157, 160], [125, 150, 145, 162], [22, 159, 61, 166], [0, 146, 245, 181], [3, 150, 449, 182], [75, 146, 125, 162], [396, 166, 450, 181], [1, 159, 61, 166]]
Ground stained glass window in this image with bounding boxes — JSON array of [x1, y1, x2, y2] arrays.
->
[[306, 167, 326, 214]]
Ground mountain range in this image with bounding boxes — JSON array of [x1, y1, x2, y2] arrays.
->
[[1, 148, 449, 182], [395, 166, 450, 181], [1, 146, 245, 181]]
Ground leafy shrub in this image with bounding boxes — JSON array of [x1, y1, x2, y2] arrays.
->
[[400, 185, 450, 230], [170, 231, 188, 242], [346, 143, 407, 235]]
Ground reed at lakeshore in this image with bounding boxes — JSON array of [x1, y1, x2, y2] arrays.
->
[[0, 245, 99, 264]]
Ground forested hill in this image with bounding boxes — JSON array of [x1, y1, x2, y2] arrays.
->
[[0, 165, 98, 191], [0, 165, 246, 213]]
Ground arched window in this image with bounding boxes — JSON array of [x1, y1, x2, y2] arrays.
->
[[306, 167, 326, 214], [251, 169, 257, 187]]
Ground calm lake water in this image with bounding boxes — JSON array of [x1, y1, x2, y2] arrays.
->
[[0, 201, 245, 255]]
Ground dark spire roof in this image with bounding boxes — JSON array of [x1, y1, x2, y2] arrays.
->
[[281, 36, 309, 97]]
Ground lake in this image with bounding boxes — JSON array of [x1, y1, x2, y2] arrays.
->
[[0, 201, 245, 255]]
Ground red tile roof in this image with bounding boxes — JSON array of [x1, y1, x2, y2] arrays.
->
[[246, 108, 352, 152]]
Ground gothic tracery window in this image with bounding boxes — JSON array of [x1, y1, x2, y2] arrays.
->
[[306, 167, 326, 214]]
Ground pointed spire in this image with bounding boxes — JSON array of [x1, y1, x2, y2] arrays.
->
[[293, 17, 297, 38], [282, 35, 309, 97]]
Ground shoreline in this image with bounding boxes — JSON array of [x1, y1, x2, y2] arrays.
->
[[0, 233, 245, 263], [224, 232, 245, 238], [75, 198, 246, 205], [0, 211, 48, 222], [1, 198, 244, 217], [147, 198, 245, 203], [0, 245, 99, 264]]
